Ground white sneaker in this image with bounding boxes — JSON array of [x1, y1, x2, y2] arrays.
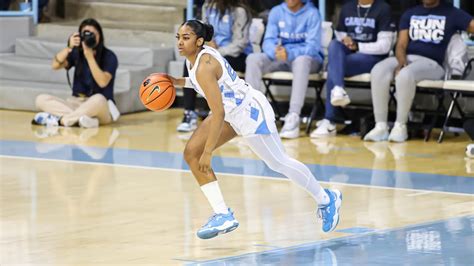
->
[[33, 112, 60, 127], [279, 112, 300, 139], [78, 115, 99, 128], [363, 122, 389, 142], [177, 110, 198, 132], [310, 119, 336, 138], [330, 86, 351, 107], [388, 122, 408, 142], [466, 144, 474, 158]]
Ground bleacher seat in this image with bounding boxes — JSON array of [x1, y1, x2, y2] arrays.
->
[[0, 35, 173, 113]]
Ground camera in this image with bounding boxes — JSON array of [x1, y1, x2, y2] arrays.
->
[[80, 31, 97, 48]]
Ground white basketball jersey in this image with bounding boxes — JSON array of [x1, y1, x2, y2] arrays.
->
[[186, 46, 251, 115]]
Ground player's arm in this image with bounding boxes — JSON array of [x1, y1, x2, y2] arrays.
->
[[83, 44, 113, 88], [395, 29, 409, 76], [167, 76, 186, 87], [52, 33, 78, 70], [52, 48, 71, 70], [467, 19, 474, 33], [196, 54, 224, 172]]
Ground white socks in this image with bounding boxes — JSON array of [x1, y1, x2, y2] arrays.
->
[[200, 181, 229, 214], [315, 187, 330, 206]]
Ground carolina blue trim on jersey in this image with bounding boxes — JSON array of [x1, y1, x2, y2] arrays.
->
[[255, 120, 271, 134], [0, 139, 473, 195], [250, 107, 259, 121]]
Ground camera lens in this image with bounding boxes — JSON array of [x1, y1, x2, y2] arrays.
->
[[81, 31, 97, 48]]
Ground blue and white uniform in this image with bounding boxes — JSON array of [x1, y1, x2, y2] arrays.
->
[[186, 45, 277, 136], [187, 45, 341, 236]]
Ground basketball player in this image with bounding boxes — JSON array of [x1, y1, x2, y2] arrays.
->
[[169, 20, 342, 239]]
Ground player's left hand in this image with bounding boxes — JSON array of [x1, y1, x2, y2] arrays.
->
[[342, 36, 352, 47], [348, 41, 358, 51], [165, 74, 178, 84], [199, 152, 212, 173], [275, 45, 287, 61]]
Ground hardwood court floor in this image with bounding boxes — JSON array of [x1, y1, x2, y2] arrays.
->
[[1, 109, 473, 265]]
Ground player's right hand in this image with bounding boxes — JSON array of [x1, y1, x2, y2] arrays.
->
[[68, 32, 81, 48], [275, 45, 287, 62]]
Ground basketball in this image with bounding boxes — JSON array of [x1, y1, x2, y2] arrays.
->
[[139, 73, 176, 112]]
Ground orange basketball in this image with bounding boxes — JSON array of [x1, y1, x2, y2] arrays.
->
[[139, 73, 176, 112]]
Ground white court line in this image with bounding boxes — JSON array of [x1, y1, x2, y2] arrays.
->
[[1, 154, 473, 197], [405, 191, 433, 197]]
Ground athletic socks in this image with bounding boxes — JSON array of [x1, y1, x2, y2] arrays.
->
[[200, 181, 229, 214]]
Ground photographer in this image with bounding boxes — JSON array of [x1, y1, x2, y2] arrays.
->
[[34, 18, 119, 128]]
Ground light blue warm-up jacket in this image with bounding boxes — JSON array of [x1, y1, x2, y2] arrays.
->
[[263, 1, 323, 63]]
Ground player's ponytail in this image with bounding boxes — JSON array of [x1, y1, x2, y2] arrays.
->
[[182, 19, 214, 46], [203, 23, 214, 42]]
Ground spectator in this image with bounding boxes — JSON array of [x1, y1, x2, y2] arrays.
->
[[311, 0, 395, 138], [246, 0, 324, 139], [248, 0, 282, 23], [177, 0, 253, 132], [35, 0, 50, 23], [33, 18, 119, 128], [364, 0, 474, 142], [0, 0, 11, 10]]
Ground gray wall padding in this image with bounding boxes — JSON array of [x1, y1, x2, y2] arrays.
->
[[0, 36, 173, 113], [0, 17, 33, 53], [15, 37, 156, 67]]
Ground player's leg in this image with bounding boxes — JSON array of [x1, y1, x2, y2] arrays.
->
[[244, 132, 343, 232], [184, 114, 237, 185], [61, 94, 112, 127], [33, 94, 77, 126], [35, 94, 76, 116], [184, 115, 239, 239], [390, 55, 444, 142]]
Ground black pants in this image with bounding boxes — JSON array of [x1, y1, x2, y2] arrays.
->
[[0, 0, 12, 10], [182, 53, 247, 111], [464, 119, 474, 141]]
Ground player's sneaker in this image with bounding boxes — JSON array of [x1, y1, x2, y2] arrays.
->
[[32, 112, 60, 127], [78, 115, 99, 128], [317, 188, 342, 233], [330, 86, 350, 107], [388, 122, 408, 142], [280, 112, 300, 139], [177, 110, 198, 132], [310, 119, 336, 138], [363, 123, 389, 142], [197, 209, 239, 239]]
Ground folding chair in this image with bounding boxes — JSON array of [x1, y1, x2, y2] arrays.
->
[[438, 60, 474, 142], [415, 33, 471, 142]]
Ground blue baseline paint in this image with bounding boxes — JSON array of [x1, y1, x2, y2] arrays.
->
[[335, 227, 375, 234], [1, 140, 473, 194], [188, 215, 474, 266]]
